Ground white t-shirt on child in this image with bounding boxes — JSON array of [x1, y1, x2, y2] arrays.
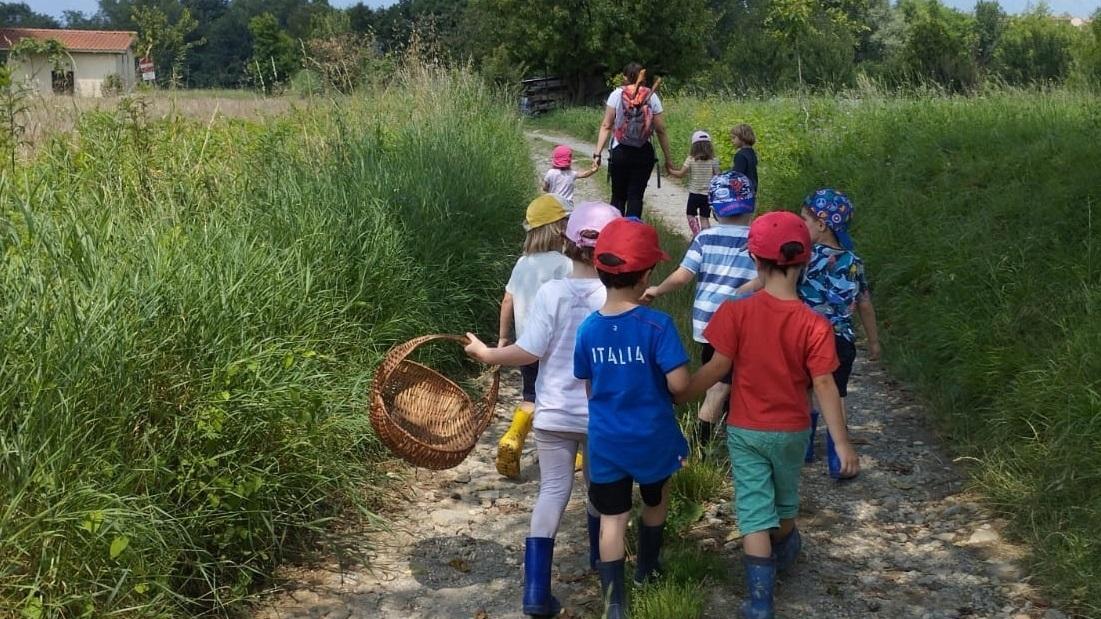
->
[[544, 168, 578, 205], [505, 252, 572, 339], [515, 277, 606, 433]]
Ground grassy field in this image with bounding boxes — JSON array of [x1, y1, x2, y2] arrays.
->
[[537, 92, 1101, 613], [0, 68, 531, 617]]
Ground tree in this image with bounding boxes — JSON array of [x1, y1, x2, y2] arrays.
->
[[1071, 8, 1101, 85], [764, 0, 863, 89], [0, 2, 60, 28], [247, 12, 298, 91], [133, 5, 205, 87], [974, 0, 1006, 68], [994, 5, 1079, 85], [898, 0, 979, 91]]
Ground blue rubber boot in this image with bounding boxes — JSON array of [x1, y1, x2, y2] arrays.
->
[[634, 521, 664, 585], [826, 428, 842, 479], [805, 410, 819, 463], [522, 537, 561, 617], [587, 513, 600, 571], [740, 555, 776, 619], [597, 559, 628, 619], [771, 527, 802, 572]]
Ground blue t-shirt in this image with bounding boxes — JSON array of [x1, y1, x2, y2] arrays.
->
[[573, 305, 690, 484]]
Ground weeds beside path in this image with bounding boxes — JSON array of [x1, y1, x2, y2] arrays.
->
[[253, 132, 1065, 619]]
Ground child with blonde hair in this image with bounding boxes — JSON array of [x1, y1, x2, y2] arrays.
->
[[494, 194, 573, 480], [543, 145, 599, 209], [666, 130, 722, 236], [467, 202, 622, 617]]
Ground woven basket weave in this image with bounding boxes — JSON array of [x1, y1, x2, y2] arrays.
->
[[369, 335, 500, 470]]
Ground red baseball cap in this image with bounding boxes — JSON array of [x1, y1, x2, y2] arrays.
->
[[748, 211, 811, 265], [594, 218, 670, 274]]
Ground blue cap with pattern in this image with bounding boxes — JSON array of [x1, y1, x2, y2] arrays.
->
[[708, 171, 756, 217], [803, 188, 854, 250]]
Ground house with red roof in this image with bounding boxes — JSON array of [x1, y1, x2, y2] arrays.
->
[[0, 28, 137, 97]]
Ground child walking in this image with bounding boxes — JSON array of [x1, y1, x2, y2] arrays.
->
[[574, 218, 691, 619], [466, 201, 622, 618], [642, 171, 757, 451], [731, 123, 758, 191], [543, 145, 599, 209], [494, 194, 574, 479], [666, 130, 722, 236], [678, 211, 859, 619], [798, 189, 881, 477]]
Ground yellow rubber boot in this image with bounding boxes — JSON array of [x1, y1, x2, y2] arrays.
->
[[496, 406, 533, 479]]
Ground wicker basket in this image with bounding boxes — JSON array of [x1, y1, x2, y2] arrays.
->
[[369, 335, 500, 470]]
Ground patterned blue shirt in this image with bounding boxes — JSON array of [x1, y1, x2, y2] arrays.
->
[[798, 244, 869, 342], [680, 224, 757, 343]]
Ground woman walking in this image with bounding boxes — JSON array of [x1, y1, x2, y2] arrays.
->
[[593, 62, 674, 218]]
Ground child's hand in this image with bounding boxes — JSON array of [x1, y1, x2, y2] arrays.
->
[[497, 337, 510, 348], [833, 440, 860, 478], [867, 341, 882, 362], [640, 286, 661, 305], [464, 332, 489, 362]]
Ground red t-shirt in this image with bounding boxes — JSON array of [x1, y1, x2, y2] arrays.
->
[[704, 291, 839, 432]]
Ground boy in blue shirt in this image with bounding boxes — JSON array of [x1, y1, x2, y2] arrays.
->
[[574, 218, 691, 619]]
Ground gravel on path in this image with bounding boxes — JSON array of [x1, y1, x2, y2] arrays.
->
[[251, 132, 1061, 619]]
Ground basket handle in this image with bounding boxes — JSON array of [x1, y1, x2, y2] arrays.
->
[[374, 334, 495, 393]]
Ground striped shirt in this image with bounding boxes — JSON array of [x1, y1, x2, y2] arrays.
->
[[684, 157, 721, 195], [680, 224, 757, 342]]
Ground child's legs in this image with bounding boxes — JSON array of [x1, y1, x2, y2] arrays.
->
[[588, 476, 633, 561], [698, 344, 731, 424], [699, 202, 712, 228], [529, 429, 582, 538], [727, 428, 782, 558], [639, 476, 671, 526], [768, 429, 811, 531]]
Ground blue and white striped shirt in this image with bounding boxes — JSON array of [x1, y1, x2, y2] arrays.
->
[[680, 224, 757, 343]]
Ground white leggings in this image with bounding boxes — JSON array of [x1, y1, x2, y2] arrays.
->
[[529, 428, 596, 539]]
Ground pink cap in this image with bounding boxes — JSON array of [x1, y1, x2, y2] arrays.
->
[[566, 201, 621, 248], [691, 130, 711, 144], [552, 145, 572, 169]]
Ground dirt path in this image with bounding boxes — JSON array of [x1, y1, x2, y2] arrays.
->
[[252, 132, 1062, 619]]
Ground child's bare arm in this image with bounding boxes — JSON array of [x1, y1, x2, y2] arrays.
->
[[576, 164, 599, 179], [665, 163, 688, 178], [735, 276, 763, 296], [665, 365, 690, 398], [812, 374, 859, 477], [642, 266, 694, 304], [498, 292, 514, 347], [676, 353, 732, 405], [856, 293, 881, 361], [464, 332, 539, 367]]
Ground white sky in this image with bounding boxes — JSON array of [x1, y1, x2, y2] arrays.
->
[[25, 0, 1100, 21]]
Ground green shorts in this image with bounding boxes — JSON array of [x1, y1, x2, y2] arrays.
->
[[727, 426, 811, 536]]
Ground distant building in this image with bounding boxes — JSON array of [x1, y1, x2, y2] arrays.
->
[[0, 28, 137, 97]]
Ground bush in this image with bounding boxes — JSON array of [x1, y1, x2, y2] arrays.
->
[[101, 73, 124, 96], [290, 68, 323, 96], [0, 67, 531, 617]]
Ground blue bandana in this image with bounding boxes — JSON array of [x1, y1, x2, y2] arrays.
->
[[803, 188, 854, 250]]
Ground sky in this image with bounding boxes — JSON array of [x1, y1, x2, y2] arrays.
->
[[24, 0, 1101, 21]]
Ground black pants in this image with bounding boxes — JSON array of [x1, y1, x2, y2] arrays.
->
[[686, 192, 711, 218], [609, 143, 656, 218]]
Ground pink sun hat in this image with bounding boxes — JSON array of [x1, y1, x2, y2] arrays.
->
[[552, 145, 572, 169], [565, 201, 621, 248]]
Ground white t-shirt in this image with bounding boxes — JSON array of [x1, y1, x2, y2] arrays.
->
[[515, 278, 606, 433], [543, 168, 578, 204], [505, 252, 572, 339], [606, 87, 665, 150]]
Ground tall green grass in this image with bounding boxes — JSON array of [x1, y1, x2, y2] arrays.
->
[[0, 68, 531, 617], [538, 91, 1101, 613]]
